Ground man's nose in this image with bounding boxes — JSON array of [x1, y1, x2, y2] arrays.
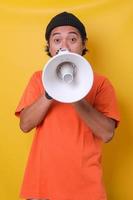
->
[[61, 40, 70, 51]]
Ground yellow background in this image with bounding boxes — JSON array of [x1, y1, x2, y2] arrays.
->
[[0, 0, 133, 199]]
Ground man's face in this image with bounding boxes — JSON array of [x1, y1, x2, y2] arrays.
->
[[48, 26, 86, 56]]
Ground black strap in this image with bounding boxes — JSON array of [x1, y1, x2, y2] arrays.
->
[[45, 91, 52, 100]]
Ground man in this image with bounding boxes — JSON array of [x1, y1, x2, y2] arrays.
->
[[15, 12, 120, 200]]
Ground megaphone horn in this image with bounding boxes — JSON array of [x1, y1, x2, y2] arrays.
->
[[42, 50, 93, 103]]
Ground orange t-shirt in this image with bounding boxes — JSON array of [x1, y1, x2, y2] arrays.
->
[[15, 71, 120, 200]]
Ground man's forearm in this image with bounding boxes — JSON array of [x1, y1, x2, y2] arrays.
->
[[20, 95, 53, 133], [73, 99, 115, 142]]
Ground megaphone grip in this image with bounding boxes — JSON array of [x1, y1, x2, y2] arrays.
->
[[45, 91, 52, 100]]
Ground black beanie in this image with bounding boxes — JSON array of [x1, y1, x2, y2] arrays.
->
[[45, 12, 87, 41]]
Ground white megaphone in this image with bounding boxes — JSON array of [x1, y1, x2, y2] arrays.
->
[[42, 49, 93, 103]]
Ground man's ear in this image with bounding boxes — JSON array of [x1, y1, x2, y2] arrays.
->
[[82, 39, 88, 56], [82, 39, 86, 50], [83, 38, 87, 47], [45, 43, 52, 57]]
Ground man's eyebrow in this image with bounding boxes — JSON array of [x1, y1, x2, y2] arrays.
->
[[51, 31, 79, 37], [68, 31, 79, 35], [51, 32, 61, 37]]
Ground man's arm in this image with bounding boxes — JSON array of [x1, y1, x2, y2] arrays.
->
[[73, 99, 116, 143], [20, 95, 53, 133]]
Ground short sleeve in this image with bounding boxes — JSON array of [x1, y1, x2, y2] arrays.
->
[[94, 78, 120, 127], [15, 71, 44, 117]]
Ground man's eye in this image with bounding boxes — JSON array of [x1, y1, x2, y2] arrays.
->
[[54, 38, 60, 43], [71, 38, 77, 42]]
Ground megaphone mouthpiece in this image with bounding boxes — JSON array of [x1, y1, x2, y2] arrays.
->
[[56, 48, 69, 55]]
